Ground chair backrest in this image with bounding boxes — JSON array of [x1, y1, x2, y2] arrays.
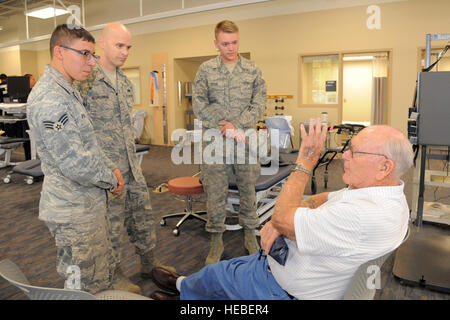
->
[[342, 251, 392, 300], [94, 290, 152, 300], [343, 228, 410, 300], [0, 259, 96, 300], [265, 117, 292, 148]]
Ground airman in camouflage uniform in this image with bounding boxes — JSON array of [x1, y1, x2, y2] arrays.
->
[[27, 25, 123, 294], [193, 20, 266, 265], [74, 22, 175, 294]]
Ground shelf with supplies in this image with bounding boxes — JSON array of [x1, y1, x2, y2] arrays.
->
[[412, 169, 450, 188], [265, 95, 293, 118], [410, 145, 450, 226]]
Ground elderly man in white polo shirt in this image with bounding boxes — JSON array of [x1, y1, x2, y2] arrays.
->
[[150, 120, 413, 300]]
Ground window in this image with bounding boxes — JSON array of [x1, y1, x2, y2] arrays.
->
[[300, 54, 339, 106], [298, 51, 391, 125]]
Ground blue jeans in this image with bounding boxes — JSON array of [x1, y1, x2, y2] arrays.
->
[[180, 253, 295, 300]]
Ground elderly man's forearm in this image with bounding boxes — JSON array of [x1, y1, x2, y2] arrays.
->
[[271, 170, 310, 239]]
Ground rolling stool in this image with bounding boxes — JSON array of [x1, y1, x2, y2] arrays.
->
[[159, 176, 207, 236]]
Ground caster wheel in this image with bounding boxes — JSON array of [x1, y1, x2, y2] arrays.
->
[[173, 228, 180, 236], [3, 175, 11, 184], [26, 178, 34, 185], [160, 219, 166, 226]]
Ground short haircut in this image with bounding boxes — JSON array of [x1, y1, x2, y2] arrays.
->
[[49, 24, 95, 58], [214, 20, 239, 39], [368, 126, 414, 178], [383, 135, 414, 178]]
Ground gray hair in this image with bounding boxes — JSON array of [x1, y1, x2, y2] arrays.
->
[[382, 134, 414, 178]]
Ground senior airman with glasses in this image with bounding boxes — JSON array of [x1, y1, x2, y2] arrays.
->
[[27, 24, 125, 294]]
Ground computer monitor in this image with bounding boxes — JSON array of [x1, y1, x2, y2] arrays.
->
[[7, 76, 31, 103]]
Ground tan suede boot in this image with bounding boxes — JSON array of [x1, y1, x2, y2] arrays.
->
[[140, 250, 177, 278], [205, 232, 224, 265], [112, 268, 142, 295], [244, 229, 260, 255]]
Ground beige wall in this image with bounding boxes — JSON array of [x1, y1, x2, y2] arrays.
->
[[0, 47, 40, 78], [2, 0, 450, 145], [19, 50, 38, 78], [0, 47, 21, 76], [35, 50, 51, 79]]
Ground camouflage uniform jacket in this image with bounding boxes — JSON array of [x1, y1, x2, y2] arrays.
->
[[27, 64, 117, 223], [193, 55, 266, 130], [74, 65, 144, 184]]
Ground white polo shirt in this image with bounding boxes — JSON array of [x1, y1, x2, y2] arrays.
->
[[268, 181, 409, 300]]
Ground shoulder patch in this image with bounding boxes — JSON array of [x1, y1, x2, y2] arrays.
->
[[43, 113, 69, 132]]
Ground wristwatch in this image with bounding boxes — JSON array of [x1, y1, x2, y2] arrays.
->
[[291, 164, 312, 176]]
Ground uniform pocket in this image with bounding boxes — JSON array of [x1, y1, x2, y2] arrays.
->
[[126, 88, 134, 106], [208, 78, 225, 103], [240, 75, 255, 100]]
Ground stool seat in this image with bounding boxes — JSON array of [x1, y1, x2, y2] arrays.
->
[[168, 176, 203, 195], [161, 175, 207, 236]]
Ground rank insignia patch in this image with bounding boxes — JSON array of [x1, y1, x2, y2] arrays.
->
[[43, 114, 69, 132]]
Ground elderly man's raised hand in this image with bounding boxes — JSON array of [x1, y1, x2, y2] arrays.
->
[[297, 118, 328, 168]]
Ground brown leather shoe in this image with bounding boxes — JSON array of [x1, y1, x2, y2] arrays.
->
[[140, 251, 177, 278], [151, 267, 180, 293], [150, 290, 180, 300]]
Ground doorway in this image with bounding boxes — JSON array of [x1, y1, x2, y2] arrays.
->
[[342, 52, 389, 126]]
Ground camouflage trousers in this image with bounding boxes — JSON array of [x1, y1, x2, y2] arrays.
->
[[46, 209, 114, 294], [201, 161, 260, 233], [106, 171, 156, 271]]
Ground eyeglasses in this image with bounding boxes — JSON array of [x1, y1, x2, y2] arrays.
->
[[347, 142, 389, 159], [60, 45, 99, 62]]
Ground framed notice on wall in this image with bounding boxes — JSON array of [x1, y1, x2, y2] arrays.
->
[[326, 80, 337, 92], [299, 54, 339, 106], [326, 80, 337, 104]]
